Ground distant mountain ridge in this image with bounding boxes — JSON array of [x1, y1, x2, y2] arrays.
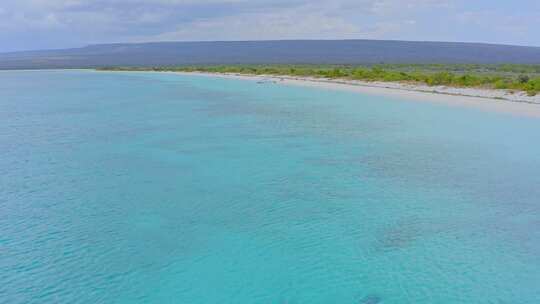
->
[[1, 40, 540, 69]]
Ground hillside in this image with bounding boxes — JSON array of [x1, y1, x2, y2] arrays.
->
[[1, 40, 540, 69]]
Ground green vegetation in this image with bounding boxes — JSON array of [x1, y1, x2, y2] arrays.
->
[[98, 64, 540, 96]]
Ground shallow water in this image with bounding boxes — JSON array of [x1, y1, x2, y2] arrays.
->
[[1, 70, 540, 303]]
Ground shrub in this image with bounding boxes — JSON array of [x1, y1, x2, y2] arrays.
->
[[524, 78, 540, 96], [426, 72, 454, 86], [352, 67, 368, 80], [494, 79, 510, 89], [518, 74, 530, 84]]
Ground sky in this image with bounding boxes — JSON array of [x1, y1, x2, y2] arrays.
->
[[0, 0, 539, 52]]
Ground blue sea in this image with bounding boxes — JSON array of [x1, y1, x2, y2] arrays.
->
[[1, 70, 540, 303]]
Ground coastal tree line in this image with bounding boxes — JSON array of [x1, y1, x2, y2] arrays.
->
[[98, 64, 540, 96]]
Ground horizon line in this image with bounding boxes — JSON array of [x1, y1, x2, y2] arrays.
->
[[3, 38, 540, 55]]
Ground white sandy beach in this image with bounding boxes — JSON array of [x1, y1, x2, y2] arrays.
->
[[172, 71, 540, 118]]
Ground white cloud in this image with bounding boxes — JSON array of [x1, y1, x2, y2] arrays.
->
[[0, 0, 539, 51], [455, 10, 539, 42], [154, 10, 362, 41]]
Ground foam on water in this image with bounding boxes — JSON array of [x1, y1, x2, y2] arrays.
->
[[1, 70, 540, 303]]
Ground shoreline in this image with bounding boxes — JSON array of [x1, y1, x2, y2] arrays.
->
[[95, 69, 540, 118], [176, 71, 540, 117]]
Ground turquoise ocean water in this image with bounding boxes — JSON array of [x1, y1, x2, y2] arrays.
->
[[1, 70, 540, 303]]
